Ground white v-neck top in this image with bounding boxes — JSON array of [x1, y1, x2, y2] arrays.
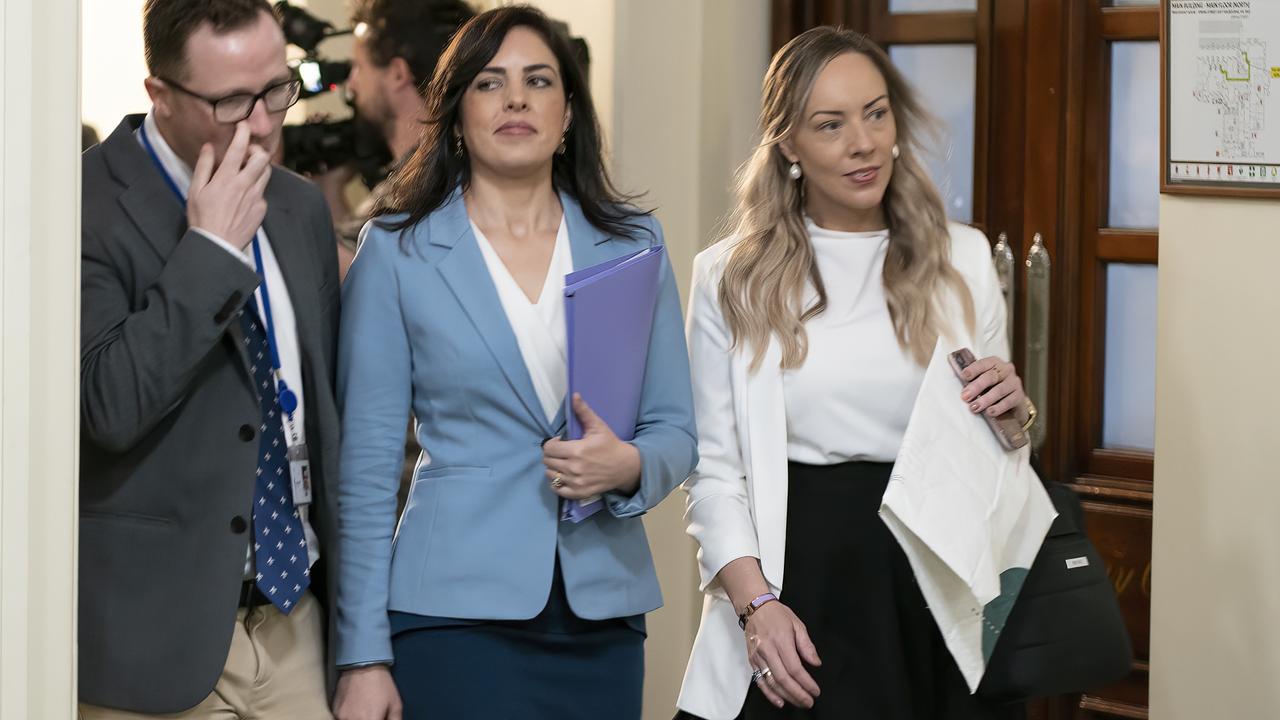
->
[[782, 219, 927, 464], [471, 219, 572, 424]]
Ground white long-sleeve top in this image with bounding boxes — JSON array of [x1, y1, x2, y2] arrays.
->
[[782, 220, 924, 464]]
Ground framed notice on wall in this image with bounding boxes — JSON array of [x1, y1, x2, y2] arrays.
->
[[1161, 0, 1280, 198]]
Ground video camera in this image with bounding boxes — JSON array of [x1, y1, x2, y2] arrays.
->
[[277, 1, 389, 182], [277, 0, 351, 99]]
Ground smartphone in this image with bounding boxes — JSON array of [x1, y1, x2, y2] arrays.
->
[[948, 348, 1029, 451]]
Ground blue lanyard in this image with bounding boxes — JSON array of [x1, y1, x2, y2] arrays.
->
[[140, 124, 299, 418]]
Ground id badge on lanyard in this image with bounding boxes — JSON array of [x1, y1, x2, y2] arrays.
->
[[283, 411, 313, 507], [252, 244, 312, 509]]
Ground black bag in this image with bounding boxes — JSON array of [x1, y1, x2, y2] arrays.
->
[[977, 481, 1134, 701]]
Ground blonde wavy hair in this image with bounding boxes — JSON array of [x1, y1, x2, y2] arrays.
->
[[719, 27, 974, 370]]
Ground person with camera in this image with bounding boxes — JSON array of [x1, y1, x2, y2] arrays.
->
[[313, 0, 474, 280], [79, 0, 341, 717]]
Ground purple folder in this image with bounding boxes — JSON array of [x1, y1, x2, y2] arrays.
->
[[560, 245, 666, 522]]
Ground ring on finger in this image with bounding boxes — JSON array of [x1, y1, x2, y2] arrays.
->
[[751, 667, 769, 683], [993, 365, 1003, 381], [550, 473, 565, 489]]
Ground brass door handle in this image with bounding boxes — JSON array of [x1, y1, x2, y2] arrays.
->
[[1024, 233, 1051, 450], [992, 232, 1016, 346]]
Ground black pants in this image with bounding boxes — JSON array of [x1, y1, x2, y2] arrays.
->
[[678, 461, 1023, 720]]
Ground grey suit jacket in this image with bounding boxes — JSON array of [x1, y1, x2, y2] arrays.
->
[[78, 115, 341, 713]]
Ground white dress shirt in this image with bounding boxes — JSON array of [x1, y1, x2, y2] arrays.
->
[[137, 110, 319, 573], [471, 218, 572, 424], [782, 220, 926, 464]]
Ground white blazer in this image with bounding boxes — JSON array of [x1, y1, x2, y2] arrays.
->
[[675, 223, 1010, 720]]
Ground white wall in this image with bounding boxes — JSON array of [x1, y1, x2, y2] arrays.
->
[[1, 0, 82, 716], [1150, 195, 1280, 718], [81, 0, 150, 139]]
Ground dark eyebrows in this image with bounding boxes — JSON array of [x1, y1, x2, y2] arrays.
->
[[476, 63, 560, 77]]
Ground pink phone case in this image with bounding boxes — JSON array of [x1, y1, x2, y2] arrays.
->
[[948, 348, 1029, 451]]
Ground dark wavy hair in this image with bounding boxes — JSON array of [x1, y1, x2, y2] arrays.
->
[[349, 0, 474, 92], [371, 4, 649, 247]]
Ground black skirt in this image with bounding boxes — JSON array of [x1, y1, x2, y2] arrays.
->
[[682, 461, 1023, 720]]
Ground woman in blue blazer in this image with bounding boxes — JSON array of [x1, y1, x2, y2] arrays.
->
[[331, 6, 698, 720]]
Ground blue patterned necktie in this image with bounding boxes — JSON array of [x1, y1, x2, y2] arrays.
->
[[240, 301, 310, 614]]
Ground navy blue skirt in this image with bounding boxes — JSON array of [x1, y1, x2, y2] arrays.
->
[[390, 562, 645, 720]]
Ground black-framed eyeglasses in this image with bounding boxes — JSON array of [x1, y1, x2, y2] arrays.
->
[[159, 77, 302, 124]]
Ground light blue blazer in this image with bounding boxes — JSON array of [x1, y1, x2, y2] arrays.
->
[[334, 190, 698, 667]]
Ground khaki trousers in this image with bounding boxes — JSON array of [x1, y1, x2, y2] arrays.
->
[[80, 592, 332, 720]]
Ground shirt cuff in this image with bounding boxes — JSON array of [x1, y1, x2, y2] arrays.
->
[[192, 227, 254, 269], [338, 660, 394, 670]]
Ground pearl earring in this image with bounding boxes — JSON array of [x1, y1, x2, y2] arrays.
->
[[788, 162, 802, 180], [891, 144, 901, 159]]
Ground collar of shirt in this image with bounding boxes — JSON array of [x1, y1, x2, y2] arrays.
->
[[140, 110, 196, 198]]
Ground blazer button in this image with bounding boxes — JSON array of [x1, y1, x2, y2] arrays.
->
[[230, 516, 248, 534], [239, 424, 255, 442]]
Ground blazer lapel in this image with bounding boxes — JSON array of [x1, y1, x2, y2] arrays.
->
[[260, 179, 326, 389], [105, 116, 187, 261], [429, 192, 551, 434]]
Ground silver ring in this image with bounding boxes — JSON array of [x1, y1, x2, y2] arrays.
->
[[550, 474, 565, 489], [751, 667, 772, 684]]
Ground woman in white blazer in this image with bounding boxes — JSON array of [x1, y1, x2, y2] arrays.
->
[[675, 28, 1035, 720]]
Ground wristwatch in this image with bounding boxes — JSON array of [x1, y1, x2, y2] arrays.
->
[[738, 592, 779, 630]]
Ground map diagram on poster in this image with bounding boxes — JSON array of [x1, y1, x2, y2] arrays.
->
[[1167, 0, 1280, 187]]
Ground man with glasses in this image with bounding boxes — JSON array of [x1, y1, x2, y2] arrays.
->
[[79, 0, 339, 717]]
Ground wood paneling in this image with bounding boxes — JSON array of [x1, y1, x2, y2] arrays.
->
[[988, 0, 1028, 365], [1100, 6, 1158, 40], [1080, 500, 1152, 659], [871, 12, 977, 43], [1096, 230, 1158, 263], [770, 0, 870, 52]]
